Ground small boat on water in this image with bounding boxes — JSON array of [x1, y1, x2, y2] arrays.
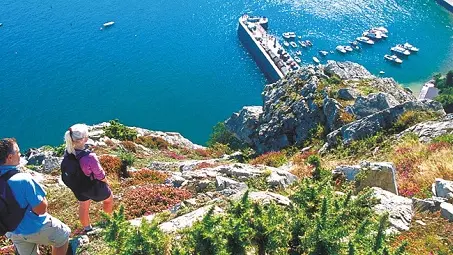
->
[[356, 36, 375, 45], [391, 45, 410, 56], [336, 45, 347, 53], [379, 71, 385, 74], [319, 50, 329, 56], [283, 41, 290, 47], [295, 50, 302, 56], [298, 40, 307, 47], [374, 26, 388, 34], [345, 46, 353, 52], [363, 31, 382, 40], [402, 42, 419, 52], [305, 40, 313, 46], [294, 56, 302, 63], [350, 41, 359, 46], [103, 21, 115, 27], [384, 54, 403, 64], [0, 23, 3, 27], [290, 41, 298, 48], [312, 56, 320, 64], [283, 32, 296, 40]]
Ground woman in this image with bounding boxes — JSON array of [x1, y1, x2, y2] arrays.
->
[[63, 123, 113, 233]]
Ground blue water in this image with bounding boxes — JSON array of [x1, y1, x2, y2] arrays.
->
[[1, 0, 452, 150]]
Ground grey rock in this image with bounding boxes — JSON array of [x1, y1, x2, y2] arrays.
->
[[323, 98, 343, 131], [215, 176, 247, 192], [196, 180, 213, 192], [398, 114, 453, 143], [372, 187, 413, 233], [324, 61, 373, 80], [168, 173, 186, 188], [214, 164, 264, 179], [440, 203, 453, 221], [347, 92, 399, 119], [267, 169, 298, 189], [412, 197, 447, 212], [26, 148, 55, 166], [42, 157, 62, 173], [367, 78, 416, 103], [225, 106, 263, 145], [333, 162, 398, 194], [159, 205, 223, 233], [337, 88, 359, 101], [432, 178, 453, 201], [248, 191, 292, 206]]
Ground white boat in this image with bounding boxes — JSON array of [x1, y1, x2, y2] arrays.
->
[[391, 46, 410, 56], [305, 40, 313, 46], [283, 41, 290, 47], [336, 45, 347, 53], [290, 41, 298, 48], [356, 37, 375, 45], [298, 40, 307, 47], [363, 31, 382, 40], [295, 50, 302, 56], [350, 41, 359, 46], [402, 42, 419, 52], [319, 50, 329, 56], [379, 71, 385, 74], [384, 54, 403, 64], [374, 26, 389, 34], [312, 57, 320, 64], [0, 23, 3, 27], [345, 46, 353, 52], [103, 21, 115, 27], [282, 32, 296, 39], [294, 56, 302, 63]]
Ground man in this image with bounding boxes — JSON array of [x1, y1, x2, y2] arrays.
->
[[0, 138, 70, 255]]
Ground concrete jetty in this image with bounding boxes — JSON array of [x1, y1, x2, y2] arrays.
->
[[436, 0, 453, 13]]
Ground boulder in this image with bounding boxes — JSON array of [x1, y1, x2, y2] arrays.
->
[[432, 178, 453, 201], [440, 202, 453, 221], [42, 157, 62, 173], [159, 205, 223, 233], [26, 148, 55, 166], [215, 176, 247, 192], [412, 197, 447, 212], [337, 88, 359, 101], [324, 61, 373, 80], [372, 187, 413, 233], [248, 191, 292, 206], [267, 169, 298, 189], [225, 106, 263, 145], [323, 98, 343, 131], [346, 92, 399, 119], [398, 114, 453, 143], [333, 162, 398, 194]]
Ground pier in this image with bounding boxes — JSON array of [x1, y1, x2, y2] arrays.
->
[[238, 15, 300, 83], [436, 0, 453, 13]]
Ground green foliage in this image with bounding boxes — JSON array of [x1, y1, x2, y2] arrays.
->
[[249, 151, 288, 167], [53, 144, 65, 157], [135, 135, 170, 150], [103, 119, 138, 141], [102, 205, 169, 255], [433, 133, 453, 144], [207, 122, 245, 150], [118, 151, 136, 166], [435, 93, 453, 113], [391, 110, 440, 133]]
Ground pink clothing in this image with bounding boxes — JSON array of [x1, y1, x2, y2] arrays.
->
[[79, 153, 106, 180]]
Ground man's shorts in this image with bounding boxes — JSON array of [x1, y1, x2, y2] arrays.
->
[[6, 216, 71, 255], [73, 180, 112, 202]]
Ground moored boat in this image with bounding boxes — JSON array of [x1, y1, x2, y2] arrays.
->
[[290, 41, 298, 48], [384, 54, 403, 64], [374, 26, 388, 34], [103, 21, 115, 27], [319, 50, 329, 56], [305, 40, 313, 46], [298, 40, 307, 47], [363, 30, 382, 40], [283, 41, 290, 47], [344, 46, 353, 52], [312, 56, 320, 64], [391, 45, 410, 56], [294, 56, 302, 63], [282, 32, 296, 40], [336, 45, 347, 53], [356, 36, 375, 45], [295, 50, 302, 56], [402, 42, 419, 52]]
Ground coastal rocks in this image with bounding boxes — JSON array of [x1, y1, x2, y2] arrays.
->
[[159, 205, 224, 233], [337, 88, 359, 101], [267, 169, 298, 189], [323, 100, 445, 150], [366, 78, 415, 103], [346, 92, 399, 119], [397, 114, 453, 143], [25, 148, 62, 174], [412, 197, 447, 212], [215, 176, 247, 194], [372, 187, 413, 233], [333, 162, 398, 194], [248, 191, 292, 206], [323, 98, 343, 131], [225, 106, 263, 145], [324, 61, 373, 80], [440, 203, 453, 221], [432, 178, 453, 201]]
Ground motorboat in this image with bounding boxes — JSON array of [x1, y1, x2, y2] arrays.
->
[[350, 41, 359, 46], [312, 57, 320, 64], [294, 56, 302, 63], [374, 26, 389, 34], [283, 41, 290, 47], [103, 21, 115, 27], [363, 31, 382, 40], [402, 42, 419, 52], [356, 37, 375, 45], [290, 41, 298, 48], [295, 50, 302, 56], [0, 23, 3, 27], [336, 45, 347, 53], [282, 32, 296, 40], [319, 50, 329, 56], [384, 54, 403, 64], [298, 40, 307, 47], [391, 45, 410, 56], [379, 71, 385, 74], [305, 40, 313, 46], [345, 46, 353, 52]]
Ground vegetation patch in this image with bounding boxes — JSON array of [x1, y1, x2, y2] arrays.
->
[[128, 168, 169, 186], [99, 154, 123, 176], [103, 119, 138, 141], [249, 151, 288, 167]]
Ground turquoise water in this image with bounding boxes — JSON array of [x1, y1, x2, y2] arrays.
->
[[1, 0, 452, 150]]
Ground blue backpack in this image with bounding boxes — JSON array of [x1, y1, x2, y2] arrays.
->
[[0, 170, 27, 235]]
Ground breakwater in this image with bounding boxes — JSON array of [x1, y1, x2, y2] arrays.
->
[[436, 0, 453, 13]]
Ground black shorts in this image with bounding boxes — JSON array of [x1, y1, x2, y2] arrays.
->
[[73, 181, 112, 202]]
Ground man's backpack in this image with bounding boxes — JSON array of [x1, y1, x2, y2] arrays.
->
[[60, 150, 96, 193], [0, 171, 27, 235]]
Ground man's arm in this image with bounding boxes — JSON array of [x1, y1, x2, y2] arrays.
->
[[32, 197, 48, 215]]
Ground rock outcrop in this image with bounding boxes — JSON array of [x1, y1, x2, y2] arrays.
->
[[372, 187, 413, 233], [397, 113, 453, 142]]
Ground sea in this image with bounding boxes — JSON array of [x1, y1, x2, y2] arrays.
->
[[1, 0, 453, 150]]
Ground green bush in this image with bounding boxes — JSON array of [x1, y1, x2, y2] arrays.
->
[[207, 122, 245, 150], [391, 111, 440, 133], [118, 151, 136, 166], [103, 119, 138, 141], [433, 133, 453, 144], [135, 135, 170, 150], [249, 151, 288, 167]]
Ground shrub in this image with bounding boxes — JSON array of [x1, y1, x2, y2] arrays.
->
[[99, 155, 122, 176], [135, 135, 170, 150], [432, 133, 453, 144], [193, 162, 218, 170], [194, 148, 210, 158], [339, 110, 355, 125], [118, 151, 136, 166], [103, 119, 138, 141], [207, 122, 245, 150], [123, 185, 192, 219], [121, 141, 136, 153], [129, 168, 168, 186], [249, 151, 288, 167], [392, 111, 440, 133], [206, 142, 231, 158]]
